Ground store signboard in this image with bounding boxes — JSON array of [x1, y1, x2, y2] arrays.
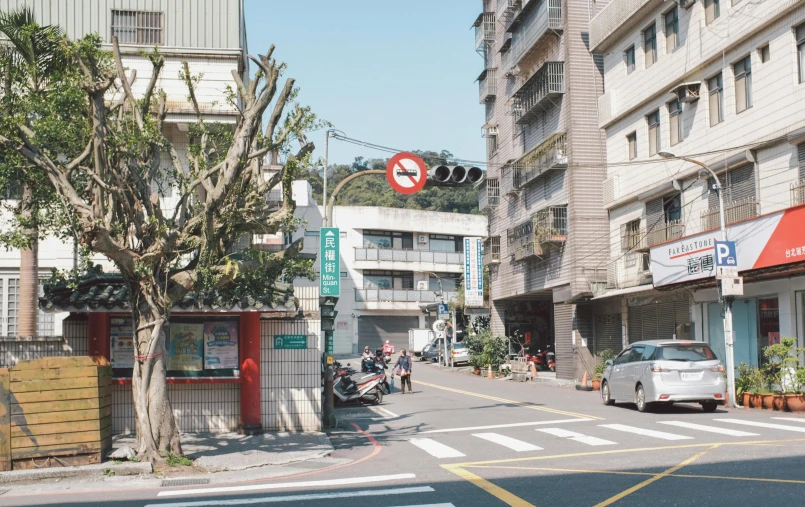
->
[[110, 317, 134, 368], [274, 334, 307, 349], [203, 321, 239, 369], [464, 237, 484, 307], [650, 206, 805, 287], [168, 323, 204, 370]]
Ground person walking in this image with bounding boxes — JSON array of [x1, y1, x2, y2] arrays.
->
[[395, 349, 413, 394]]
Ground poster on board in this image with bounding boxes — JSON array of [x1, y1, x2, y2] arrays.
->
[[110, 317, 134, 368], [203, 321, 239, 369], [168, 323, 204, 370]]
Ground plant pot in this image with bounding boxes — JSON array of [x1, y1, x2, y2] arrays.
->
[[773, 394, 787, 411], [762, 393, 775, 410], [749, 394, 763, 409], [786, 394, 805, 413], [473, 366, 481, 376], [742, 392, 750, 407], [591, 379, 601, 391]]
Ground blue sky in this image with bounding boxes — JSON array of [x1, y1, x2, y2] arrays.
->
[[244, 0, 485, 167]]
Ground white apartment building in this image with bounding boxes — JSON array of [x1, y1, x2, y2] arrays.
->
[[590, 0, 805, 368], [287, 182, 488, 356], [0, 0, 247, 336]]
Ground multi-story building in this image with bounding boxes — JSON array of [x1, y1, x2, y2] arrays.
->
[[590, 0, 805, 368], [474, 0, 609, 380], [288, 181, 488, 355]]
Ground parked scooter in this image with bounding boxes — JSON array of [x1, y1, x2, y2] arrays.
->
[[529, 346, 557, 372], [334, 370, 385, 405]]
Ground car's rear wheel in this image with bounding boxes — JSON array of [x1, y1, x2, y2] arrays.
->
[[636, 384, 652, 413], [701, 400, 717, 413], [601, 381, 614, 406]]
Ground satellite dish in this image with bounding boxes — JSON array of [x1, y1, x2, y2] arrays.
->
[[672, 179, 682, 191]]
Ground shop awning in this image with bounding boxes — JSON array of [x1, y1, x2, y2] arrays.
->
[[592, 284, 655, 300]]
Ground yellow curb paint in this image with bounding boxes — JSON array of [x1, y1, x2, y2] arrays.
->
[[417, 380, 601, 421], [592, 446, 718, 507], [442, 464, 536, 507]]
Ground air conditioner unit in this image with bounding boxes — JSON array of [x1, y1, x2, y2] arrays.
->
[[418, 234, 427, 244], [416, 281, 428, 290]]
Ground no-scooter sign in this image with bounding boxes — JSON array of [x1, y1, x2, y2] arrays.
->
[[386, 152, 427, 195]]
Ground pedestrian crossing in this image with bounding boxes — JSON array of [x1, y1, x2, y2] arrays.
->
[[408, 418, 805, 460]]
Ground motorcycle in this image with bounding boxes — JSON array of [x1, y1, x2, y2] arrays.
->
[[334, 370, 385, 405], [528, 346, 556, 372]]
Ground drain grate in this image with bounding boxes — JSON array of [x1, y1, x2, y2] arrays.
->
[[160, 478, 210, 488]]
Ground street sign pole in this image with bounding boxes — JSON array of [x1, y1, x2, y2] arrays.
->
[[320, 227, 340, 427], [715, 239, 739, 408]]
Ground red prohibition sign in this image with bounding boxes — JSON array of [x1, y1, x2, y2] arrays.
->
[[386, 152, 427, 195]]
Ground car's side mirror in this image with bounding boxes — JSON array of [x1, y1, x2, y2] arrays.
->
[[605, 360, 614, 367]]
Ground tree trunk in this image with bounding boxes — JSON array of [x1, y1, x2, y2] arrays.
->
[[130, 286, 182, 464], [18, 183, 38, 338]]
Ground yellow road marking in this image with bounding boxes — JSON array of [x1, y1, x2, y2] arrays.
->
[[417, 380, 601, 420], [592, 445, 717, 507], [471, 465, 805, 485], [442, 464, 536, 507], [454, 437, 805, 467]]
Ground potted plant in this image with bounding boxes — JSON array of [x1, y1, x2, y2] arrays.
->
[[592, 349, 615, 391], [789, 368, 805, 412], [763, 337, 805, 411]]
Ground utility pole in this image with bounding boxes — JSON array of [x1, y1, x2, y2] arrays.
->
[[659, 151, 737, 408]]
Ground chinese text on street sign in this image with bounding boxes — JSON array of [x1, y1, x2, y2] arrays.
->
[[274, 335, 307, 349], [464, 237, 484, 307], [320, 227, 340, 297]]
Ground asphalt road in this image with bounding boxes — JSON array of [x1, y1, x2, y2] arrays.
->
[[6, 362, 805, 507]]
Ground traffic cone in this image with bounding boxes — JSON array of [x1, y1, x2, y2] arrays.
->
[[581, 371, 589, 387], [488, 365, 494, 379], [530, 362, 538, 377]]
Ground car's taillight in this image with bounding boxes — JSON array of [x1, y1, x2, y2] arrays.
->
[[650, 364, 670, 373], [709, 364, 725, 372]]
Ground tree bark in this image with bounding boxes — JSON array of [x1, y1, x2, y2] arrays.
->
[[130, 283, 181, 463], [18, 183, 38, 338]]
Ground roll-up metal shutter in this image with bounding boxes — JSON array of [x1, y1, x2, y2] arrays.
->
[[674, 300, 690, 329], [628, 309, 643, 343], [358, 316, 420, 354], [628, 296, 692, 343], [656, 301, 676, 340], [797, 143, 805, 180], [554, 304, 574, 381], [595, 314, 623, 354], [645, 197, 664, 231], [728, 164, 756, 201], [708, 173, 729, 210]]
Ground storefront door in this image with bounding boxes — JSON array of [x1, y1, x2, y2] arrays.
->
[[707, 299, 759, 369]]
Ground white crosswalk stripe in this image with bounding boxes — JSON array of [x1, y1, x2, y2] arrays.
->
[[409, 438, 465, 458], [600, 424, 693, 440], [472, 432, 543, 452], [772, 417, 805, 424], [537, 427, 616, 446], [714, 419, 805, 433], [658, 421, 759, 436]]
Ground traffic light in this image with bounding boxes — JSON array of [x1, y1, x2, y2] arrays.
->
[[428, 165, 484, 186]]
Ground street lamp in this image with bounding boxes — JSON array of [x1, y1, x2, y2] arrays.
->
[[659, 151, 737, 409]]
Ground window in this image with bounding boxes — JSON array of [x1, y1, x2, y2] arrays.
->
[[797, 23, 805, 84], [614, 348, 631, 365], [429, 273, 460, 292], [647, 110, 660, 156], [668, 99, 682, 145], [663, 193, 682, 222], [363, 270, 414, 290], [37, 279, 54, 336], [622, 219, 641, 251], [665, 7, 679, 52], [429, 234, 459, 252], [734, 56, 752, 113], [627, 132, 637, 160], [708, 73, 724, 126], [627, 346, 646, 363], [304, 230, 320, 237], [624, 45, 636, 74], [111, 10, 163, 45], [759, 44, 770, 63], [705, 0, 720, 24], [363, 231, 413, 250], [6, 278, 18, 336], [644, 24, 657, 68]]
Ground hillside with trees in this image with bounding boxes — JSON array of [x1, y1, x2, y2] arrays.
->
[[305, 150, 481, 215]]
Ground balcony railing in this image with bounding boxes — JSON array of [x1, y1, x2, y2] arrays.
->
[[792, 180, 805, 207], [474, 12, 496, 50], [497, 0, 521, 28], [355, 289, 457, 304], [354, 248, 463, 264], [479, 68, 497, 103], [647, 220, 685, 248], [479, 178, 500, 210], [501, 167, 518, 196], [620, 227, 646, 252], [533, 206, 568, 243], [509, 0, 562, 65], [512, 62, 564, 124], [607, 252, 652, 290], [700, 197, 760, 231], [512, 133, 567, 188], [483, 236, 501, 265]]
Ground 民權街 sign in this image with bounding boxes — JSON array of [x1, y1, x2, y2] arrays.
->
[[320, 227, 340, 297]]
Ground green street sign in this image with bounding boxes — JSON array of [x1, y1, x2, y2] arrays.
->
[[320, 227, 340, 297], [274, 335, 307, 349]]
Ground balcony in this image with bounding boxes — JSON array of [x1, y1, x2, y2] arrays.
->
[[355, 289, 457, 305], [474, 12, 496, 51], [479, 178, 500, 210], [792, 180, 805, 207], [607, 252, 652, 290], [533, 206, 568, 243], [700, 197, 760, 232], [620, 226, 647, 252], [508, 0, 562, 66], [646, 220, 685, 248], [497, 0, 522, 28], [501, 167, 518, 196], [479, 68, 497, 103], [512, 62, 564, 125], [354, 248, 463, 265], [484, 236, 501, 265], [512, 133, 567, 188]]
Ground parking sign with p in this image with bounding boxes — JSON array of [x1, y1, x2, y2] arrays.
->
[[714, 240, 738, 279]]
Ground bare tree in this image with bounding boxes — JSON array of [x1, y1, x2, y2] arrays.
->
[[0, 32, 317, 464]]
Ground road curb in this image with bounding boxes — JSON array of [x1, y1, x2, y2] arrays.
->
[[0, 461, 153, 484]]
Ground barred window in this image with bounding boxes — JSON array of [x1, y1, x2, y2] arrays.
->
[[112, 10, 163, 45]]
